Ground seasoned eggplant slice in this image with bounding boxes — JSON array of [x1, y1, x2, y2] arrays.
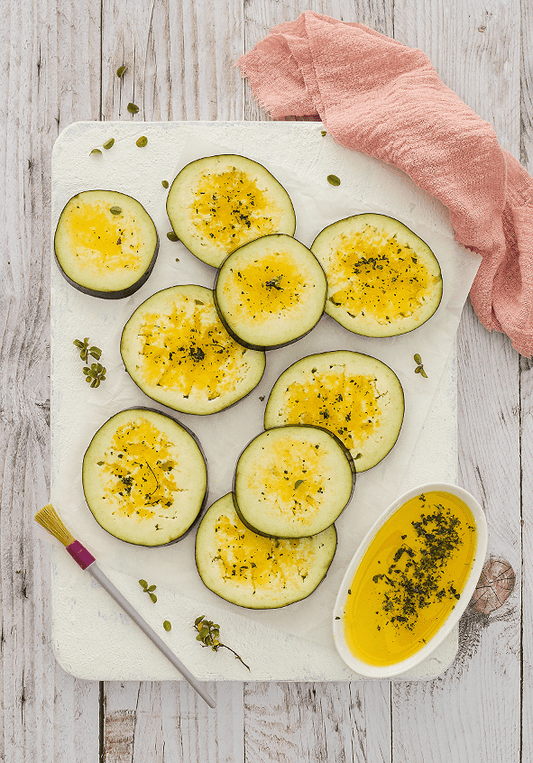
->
[[234, 426, 354, 538], [311, 214, 442, 337], [82, 408, 207, 546], [195, 493, 337, 609], [166, 154, 296, 268], [121, 285, 265, 415], [214, 234, 327, 350], [264, 351, 404, 472], [54, 190, 159, 298]]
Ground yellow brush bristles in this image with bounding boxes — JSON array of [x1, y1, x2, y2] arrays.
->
[[34, 504, 76, 547]]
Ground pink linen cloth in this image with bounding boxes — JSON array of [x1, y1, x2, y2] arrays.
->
[[237, 12, 533, 356]]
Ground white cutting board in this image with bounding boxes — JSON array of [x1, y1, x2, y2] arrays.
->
[[49, 121, 479, 681]]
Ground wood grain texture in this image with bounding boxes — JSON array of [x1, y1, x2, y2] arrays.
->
[[103, 682, 244, 763], [243, 682, 391, 763], [101, 0, 245, 122], [0, 0, 101, 760], [519, 0, 533, 745]]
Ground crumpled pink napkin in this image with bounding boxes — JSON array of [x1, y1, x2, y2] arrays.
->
[[238, 12, 533, 356]]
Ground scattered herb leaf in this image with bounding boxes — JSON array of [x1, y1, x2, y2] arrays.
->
[[103, 138, 115, 150], [167, 231, 179, 241], [136, 136, 148, 147], [162, 180, 169, 188], [116, 65, 127, 78], [90, 148, 102, 156], [294, 479, 305, 489], [163, 620, 172, 631], [127, 102, 140, 114], [321, 130, 327, 136], [194, 616, 250, 671], [139, 579, 158, 603], [110, 206, 122, 215], [327, 174, 341, 186], [413, 353, 428, 378]]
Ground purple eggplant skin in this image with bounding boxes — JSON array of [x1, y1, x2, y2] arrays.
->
[[231, 424, 356, 539], [54, 190, 159, 300], [82, 406, 208, 547]]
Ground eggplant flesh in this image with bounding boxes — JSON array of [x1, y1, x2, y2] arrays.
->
[[214, 234, 327, 350], [82, 408, 207, 546], [195, 494, 337, 609], [166, 154, 296, 268], [264, 351, 404, 472], [54, 190, 159, 299], [311, 214, 442, 337], [121, 284, 266, 415], [233, 425, 354, 538]]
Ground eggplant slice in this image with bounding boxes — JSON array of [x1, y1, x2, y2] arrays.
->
[[195, 493, 337, 609], [311, 214, 442, 337], [234, 425, 354, 538], [121, 284, 266, 415], [54, 190, 159, 298], [264, 351, 404, 472], [166, 154, 296, 268], [214, 234, 327, 350], [82, 408, 207, 546]]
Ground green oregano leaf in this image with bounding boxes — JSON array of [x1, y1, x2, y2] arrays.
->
[[167, 231, 179, 241], [109, 206, 122, 215], [127, 102, 140, 114], [162, 180, 169, 188], [90, 148, 102, 156], [116, 65, 127, 78], [136, 136, 148, 147], [103, 138, 115, 150], [327, 174, 341, 186]]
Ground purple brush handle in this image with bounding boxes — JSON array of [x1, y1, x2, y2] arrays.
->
[[67, 540, 96, 570], [65, 542, 215, 708]]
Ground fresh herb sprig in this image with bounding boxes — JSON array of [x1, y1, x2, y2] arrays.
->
[[74, 337, 102, 362], [83, 362, 107, 388], [74, 338, 107, 388], [139, 579, 158, 603], [194, 616, 250, 671]]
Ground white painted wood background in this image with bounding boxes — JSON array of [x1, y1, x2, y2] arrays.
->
[[1, 0, 530, 760]]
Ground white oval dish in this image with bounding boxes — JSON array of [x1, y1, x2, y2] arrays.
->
[[332, 482, 488, 678]]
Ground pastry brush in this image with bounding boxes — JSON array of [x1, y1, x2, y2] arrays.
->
[[35, 503, 216, 708]]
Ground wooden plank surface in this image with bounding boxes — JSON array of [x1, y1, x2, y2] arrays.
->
[[0, 0, 529, 760]]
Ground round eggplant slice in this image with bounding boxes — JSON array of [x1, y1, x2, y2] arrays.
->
[[196, 493, 337, 609], [214, 234, 327, 350], [264, 351, 404, 472], [311, 214, 442, 337], [54, 190, 159, 298], [121, 284, 266, 415], [166, 154, 296, 268], [234, 426, 354, 538], [82, 408, 207, 546]]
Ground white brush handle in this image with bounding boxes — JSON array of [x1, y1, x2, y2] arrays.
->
[[87, 563, 216, 708]]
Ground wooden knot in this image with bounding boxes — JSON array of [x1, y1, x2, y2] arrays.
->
[[469, 557, 515, 614]]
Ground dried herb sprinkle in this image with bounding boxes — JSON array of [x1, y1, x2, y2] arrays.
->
[[371, 498, 470, 631]]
